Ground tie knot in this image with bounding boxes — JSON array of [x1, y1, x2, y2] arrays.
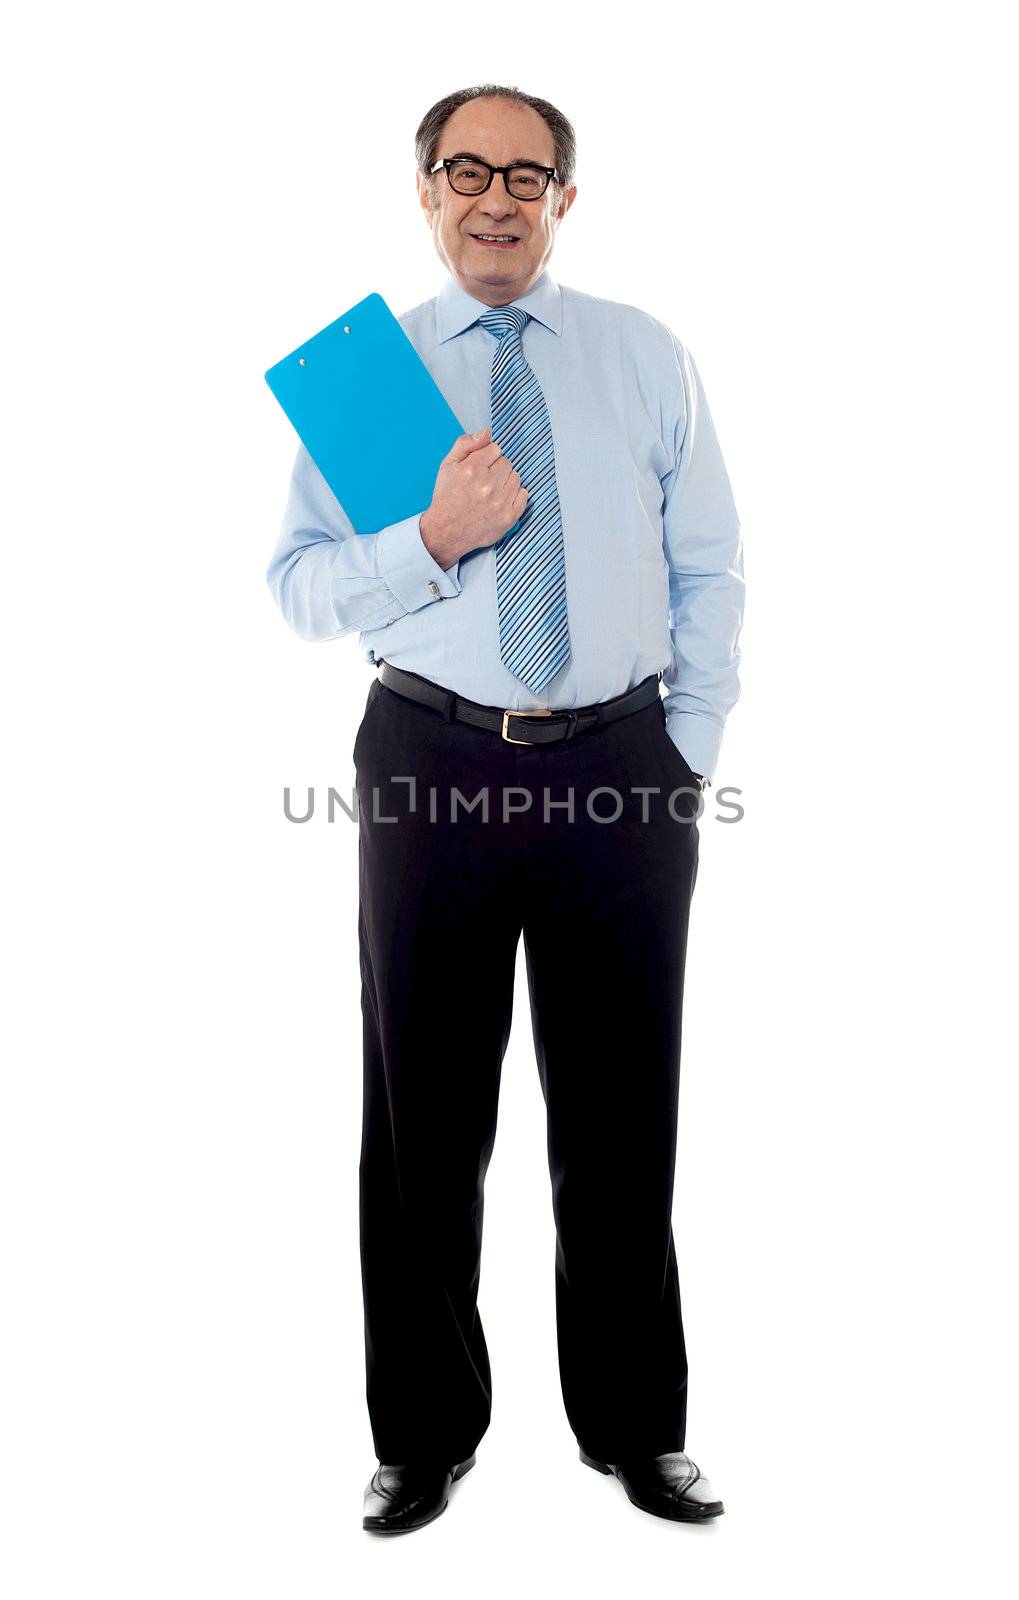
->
[[478, 306, 529, 340]]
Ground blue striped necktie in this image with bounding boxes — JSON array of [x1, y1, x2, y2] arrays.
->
[[478, 306, 571, 694]]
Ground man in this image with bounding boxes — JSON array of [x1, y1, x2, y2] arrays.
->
[[266, 84, 743, 1534]]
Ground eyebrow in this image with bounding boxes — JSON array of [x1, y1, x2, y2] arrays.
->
[[444, 149, 549, 168]]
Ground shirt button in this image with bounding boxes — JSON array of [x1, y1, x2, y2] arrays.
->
[[427, 580, 440, 598], [386, 617, 396, 626]]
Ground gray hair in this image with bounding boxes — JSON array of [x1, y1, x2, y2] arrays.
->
[[415, 84, 576, 201]]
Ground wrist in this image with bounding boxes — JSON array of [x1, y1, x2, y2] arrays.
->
[[420, 509, 461, 570]]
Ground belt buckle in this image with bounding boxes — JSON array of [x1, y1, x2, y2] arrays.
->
[[502, 707, 553, 744]]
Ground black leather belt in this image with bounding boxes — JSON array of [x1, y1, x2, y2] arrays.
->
[[376, 660, 663, 746]]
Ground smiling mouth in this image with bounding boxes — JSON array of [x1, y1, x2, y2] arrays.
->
[[470, 233, 521, 247]]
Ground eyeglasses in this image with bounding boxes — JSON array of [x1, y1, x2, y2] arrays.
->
[[428, 157, 559, 200]]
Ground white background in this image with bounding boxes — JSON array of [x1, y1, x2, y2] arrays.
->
[[3, 2, 1017, 1595]]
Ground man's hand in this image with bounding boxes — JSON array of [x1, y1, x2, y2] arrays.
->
[[420, 428, 528, 570]]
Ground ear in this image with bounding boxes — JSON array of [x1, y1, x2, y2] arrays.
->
[[555, 183, 578, 223], [416, 170, 436, 223]]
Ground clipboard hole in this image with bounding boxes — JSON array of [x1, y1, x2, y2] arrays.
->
[[298, 357, 306, 365], [343, 325, 351, 333]]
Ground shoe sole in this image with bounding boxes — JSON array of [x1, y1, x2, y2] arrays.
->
[[362, 1453, 477, 1535], [579, 1447, 725, 1522]]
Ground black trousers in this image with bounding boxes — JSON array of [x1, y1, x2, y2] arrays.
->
[[353, 668, 701, 1466]]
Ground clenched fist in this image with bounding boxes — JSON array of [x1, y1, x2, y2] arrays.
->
[[420, 428, 528, 569]]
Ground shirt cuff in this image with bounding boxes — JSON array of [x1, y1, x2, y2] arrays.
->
[[665, 711, 724, 786], [377, 513, 462, 615]]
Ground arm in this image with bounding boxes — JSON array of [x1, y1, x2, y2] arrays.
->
[[660, 338, 745, 784], [266, 442, 463, 641]]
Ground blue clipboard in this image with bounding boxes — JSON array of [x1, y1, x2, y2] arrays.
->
[[264, 292, 467, 536]]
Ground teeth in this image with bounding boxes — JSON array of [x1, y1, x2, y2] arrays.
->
[[476, 234, 515, 241]]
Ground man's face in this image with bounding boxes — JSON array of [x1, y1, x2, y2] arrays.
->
[[417, 97, 577, 306]]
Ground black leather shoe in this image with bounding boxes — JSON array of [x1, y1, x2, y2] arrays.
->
[[580, 1447, 724, 1522], [362, 1454, 476, 1534]]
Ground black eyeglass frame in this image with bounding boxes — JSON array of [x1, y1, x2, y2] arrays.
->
[[427, 157, 560, 199]]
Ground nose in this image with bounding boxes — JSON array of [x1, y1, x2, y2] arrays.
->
[[479, 173, 519, 219]]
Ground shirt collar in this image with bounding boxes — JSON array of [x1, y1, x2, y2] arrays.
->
[[435, 268, 562, 344]]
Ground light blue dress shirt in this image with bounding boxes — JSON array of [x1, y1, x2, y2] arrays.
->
[[266, 268, 743, 780]]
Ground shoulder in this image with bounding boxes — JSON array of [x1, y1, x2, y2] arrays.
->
[[560, 283, 687, 364], [396, 294, 437, 335]]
